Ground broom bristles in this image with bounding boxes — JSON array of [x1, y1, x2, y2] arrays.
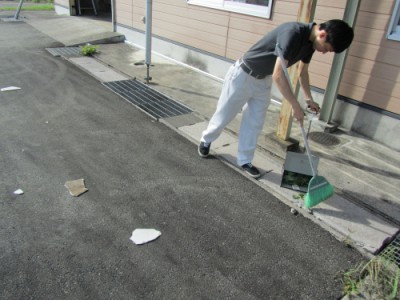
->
[[304, 176, 334, 208]]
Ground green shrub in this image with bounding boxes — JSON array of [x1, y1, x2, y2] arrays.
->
[[80, 44, 98, 56]]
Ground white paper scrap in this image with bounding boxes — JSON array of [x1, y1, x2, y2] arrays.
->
[[292, 185, 301, 191], [130, 229, 161, 245], [13, 189, 24, 195], [1, 86, 21, 92]]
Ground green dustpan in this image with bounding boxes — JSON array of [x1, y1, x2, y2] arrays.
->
[[276, 43, 334, 208]]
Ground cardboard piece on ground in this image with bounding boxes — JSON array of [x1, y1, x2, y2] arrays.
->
[[1, 86, 21, 92], [130, 229, 161, 245], [64, 178, 88, 196]]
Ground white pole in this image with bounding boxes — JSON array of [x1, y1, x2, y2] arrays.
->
[[14, 0, 25, 20], [145, 0, 152, 83], [111, 0, 116, 32]]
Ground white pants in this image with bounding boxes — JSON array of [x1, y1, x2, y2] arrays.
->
[[201, 61, 272, 166]]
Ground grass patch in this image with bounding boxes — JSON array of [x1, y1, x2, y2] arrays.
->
[[0, 4, 54, 11], [337, 255, 399, 299]]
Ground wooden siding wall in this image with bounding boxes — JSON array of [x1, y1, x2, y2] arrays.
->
[[312, 0, 400, 115], [115, 0, 400, 115]]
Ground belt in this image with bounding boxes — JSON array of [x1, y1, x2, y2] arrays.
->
[[238, 58, 266, 79]]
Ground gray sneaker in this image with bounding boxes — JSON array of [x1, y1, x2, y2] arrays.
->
[[241, 163, 261, 178]]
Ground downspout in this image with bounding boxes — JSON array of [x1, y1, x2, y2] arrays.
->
[[318, 0, 360, 125]]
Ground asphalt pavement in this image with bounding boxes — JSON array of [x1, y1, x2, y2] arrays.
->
[[48, 19, 400, 256], [0, 11, 370, 300]]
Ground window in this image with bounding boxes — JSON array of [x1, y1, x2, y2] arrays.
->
[[387, 0, 400, 41], [187, 0, 273, 19]]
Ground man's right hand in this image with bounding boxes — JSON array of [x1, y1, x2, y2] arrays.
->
[[292, 103, 304, 127]]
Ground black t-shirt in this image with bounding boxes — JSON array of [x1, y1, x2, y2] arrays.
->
[[242, 22, 316, 76]]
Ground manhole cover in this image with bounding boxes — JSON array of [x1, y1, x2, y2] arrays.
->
[[308, 132, 341, 146]]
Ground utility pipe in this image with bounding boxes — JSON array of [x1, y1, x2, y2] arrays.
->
[[145, 0, 152, 84], [112, 0, 116, 32], [14, 0, 25, 20], [318, 0, 360, 123]]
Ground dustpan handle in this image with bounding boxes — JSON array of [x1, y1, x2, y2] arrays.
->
[[275, 43, 317, 177], [300, 126, 317, 177]]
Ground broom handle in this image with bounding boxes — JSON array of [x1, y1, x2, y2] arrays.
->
[[275, 43, 317, 177], [300, 126, 317, 177]]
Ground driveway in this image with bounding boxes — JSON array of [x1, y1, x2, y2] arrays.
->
[[0, 17, 364, 300]]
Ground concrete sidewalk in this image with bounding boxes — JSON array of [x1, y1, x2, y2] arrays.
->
[[5, 10, 399, 257]]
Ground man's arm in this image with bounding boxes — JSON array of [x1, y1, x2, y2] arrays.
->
[[298, 61, 320, 112], [272, 57, 304, 126]]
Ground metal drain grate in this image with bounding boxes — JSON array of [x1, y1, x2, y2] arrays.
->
[[46, 47, 81, 57], [309, 132, 341, 147], [380, 234, 400, 267], [103, 79, 193, 119]]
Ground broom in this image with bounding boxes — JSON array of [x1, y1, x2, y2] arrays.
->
[[300, 126, 334, 208], [276, 44, 334, 208]]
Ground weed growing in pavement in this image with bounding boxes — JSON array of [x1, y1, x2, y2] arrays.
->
[[292, 193, 305, 201], [337, 261, 365, 297], [337, 253, 399, 299], [342, 229, 356, 249], [80, 44, 98, 56]]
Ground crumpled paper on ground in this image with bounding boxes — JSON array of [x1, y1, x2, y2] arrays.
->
[[130, 229, 161, 245], [64, 178, 88, 196]]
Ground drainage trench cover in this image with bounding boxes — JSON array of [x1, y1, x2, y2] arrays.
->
[[103, 79, 193, 119], [380, 234, 400, 267], [46, 47, 81, 57]]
